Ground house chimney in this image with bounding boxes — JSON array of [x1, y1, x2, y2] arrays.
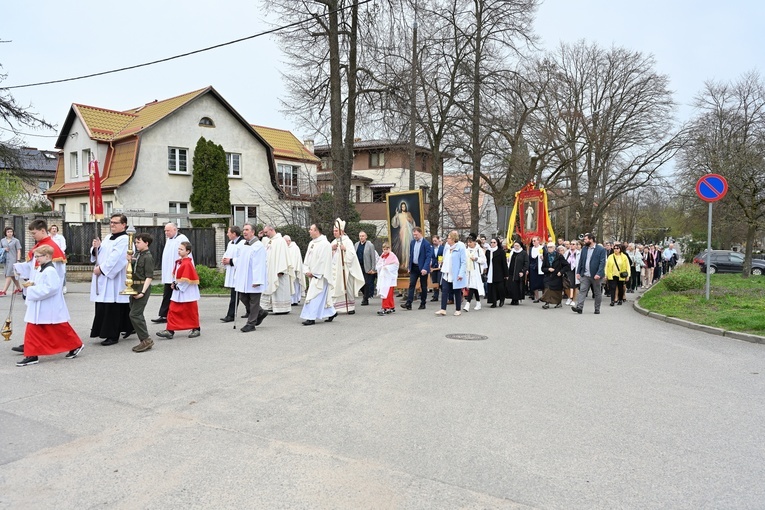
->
[[303, 139, 314, 153]]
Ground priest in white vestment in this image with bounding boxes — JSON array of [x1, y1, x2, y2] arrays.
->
[[220, 226, 245, 322], [330, 219, 365, 314], [300, 224, 336, 325], [233, 223, 268, 332], [260, 226, 293, 314], [284, 235, 305, 305]]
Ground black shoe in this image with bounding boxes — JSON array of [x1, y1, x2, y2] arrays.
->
[[510, 301, 520, 305], [610, 302, 615, 306], [418, 303, 426, 310], [302, 320, 315, 326], [542, 303, 550, 309], [404, 303, 412, 310], [240, 324, 256, 333], [361, 300, 369, 306], [220, 316, 234, 323], [554, 303, 562, 308], [101, 338, 119, 346], [490, 304, 497, 308], [241, 314, 249, 318], [291, 302, 299, 306], [122, 330, 135, 339], [377, 309, 386, 315], [16, 356, 39, 367], [594, 310, 601, 314], [499, 300, 505, 307], [66, 345, 84, 359], [255, 309, 268, 326], [348, 310, 355, 315], [532, 299, 540, 303], [150, 317, 167, 324], [11, 344, 24, 353], [617, 300, 623, 306], [430, 296, 439, 302], [572, 307, 583, 314], [325, 312, 338, 322]]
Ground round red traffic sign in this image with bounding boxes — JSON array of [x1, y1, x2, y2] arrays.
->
[[696, 174, 728, 202]]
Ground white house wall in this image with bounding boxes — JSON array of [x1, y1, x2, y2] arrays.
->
[[114, 94, 279, 226]]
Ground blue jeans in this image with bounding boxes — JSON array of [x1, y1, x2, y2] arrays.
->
[[440, 279, 463, 311]]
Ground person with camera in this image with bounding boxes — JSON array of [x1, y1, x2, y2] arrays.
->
[[605, 243, 631, 306]]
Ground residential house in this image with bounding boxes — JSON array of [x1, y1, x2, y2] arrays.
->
[[313, 140, 443, 235], [250, 126, 320, 227], [441, 174, 498, 238], [46, 86, 307, 227], [0, 146, 58, 211]]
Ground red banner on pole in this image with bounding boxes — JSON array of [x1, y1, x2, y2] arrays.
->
[[89, 160, 104, 219]]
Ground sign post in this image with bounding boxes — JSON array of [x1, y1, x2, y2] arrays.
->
[[695, 174, 728, 300]]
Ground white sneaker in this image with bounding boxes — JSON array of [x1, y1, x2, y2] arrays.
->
[[463, 301, 470, 311], [565, 298, 572, 306], [474, 301, 481, 310]]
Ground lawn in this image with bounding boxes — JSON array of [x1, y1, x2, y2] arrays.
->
[[638, 268, 765, 335]]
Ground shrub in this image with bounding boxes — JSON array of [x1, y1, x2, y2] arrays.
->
[[662, 263, 705, 292], [196, 264, 225, 289], [278, 224, 312, 252], [345, 222, 378, 242]]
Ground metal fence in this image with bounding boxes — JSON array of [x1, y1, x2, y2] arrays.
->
[[64, 223, 218, 268]]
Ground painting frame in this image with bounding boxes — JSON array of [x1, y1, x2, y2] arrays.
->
[[386, 189, 425, 272]]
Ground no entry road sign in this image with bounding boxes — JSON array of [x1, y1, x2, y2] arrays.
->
[[696, 174, 728, 202]]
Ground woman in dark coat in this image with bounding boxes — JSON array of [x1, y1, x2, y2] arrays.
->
[[485, 237, 508, 307], [540, 243, 567, 308], [506, 241, 529, 305]]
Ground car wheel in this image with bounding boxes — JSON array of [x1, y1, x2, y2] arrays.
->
[[752, 268, 763, 276], [708, 266, 717, 274]]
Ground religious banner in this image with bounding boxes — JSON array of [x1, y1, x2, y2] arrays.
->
[[505, 182, 555, 248], [386, 189, 424, 272], [88, 160, 104, 220]]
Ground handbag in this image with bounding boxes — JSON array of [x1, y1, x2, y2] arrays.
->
[[614, 256, 628, 279]]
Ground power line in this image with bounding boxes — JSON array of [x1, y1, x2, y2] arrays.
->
[[2, 1, 371, 90], [0, 126, 58, 137]]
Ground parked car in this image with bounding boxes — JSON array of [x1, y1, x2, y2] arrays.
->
[[695, 250, 765, 275]]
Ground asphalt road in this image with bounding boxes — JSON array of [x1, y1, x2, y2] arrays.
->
[[1, 284, 764, 509]]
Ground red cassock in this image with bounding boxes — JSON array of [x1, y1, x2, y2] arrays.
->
[[167, 257, 200, 332], [27, 236, 67, 264], [25, 323, 82, 356]]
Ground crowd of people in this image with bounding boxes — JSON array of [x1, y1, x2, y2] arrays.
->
[[6, 215, 681, 367]]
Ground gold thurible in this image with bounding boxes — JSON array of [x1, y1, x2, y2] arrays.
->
[[120, 226, 138, 295]]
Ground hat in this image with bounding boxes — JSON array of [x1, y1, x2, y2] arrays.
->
[[334, 218, 346, 231]]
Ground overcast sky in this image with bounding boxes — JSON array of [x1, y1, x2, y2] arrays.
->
[[2, 0, 763, 151]]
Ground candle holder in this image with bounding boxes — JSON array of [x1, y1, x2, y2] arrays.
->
[[120, 225, 138, 295]]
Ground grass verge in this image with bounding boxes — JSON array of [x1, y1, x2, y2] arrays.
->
[[639, 268, 765, 335]]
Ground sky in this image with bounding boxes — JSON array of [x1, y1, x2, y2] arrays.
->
[[2, 0, 764, 151]]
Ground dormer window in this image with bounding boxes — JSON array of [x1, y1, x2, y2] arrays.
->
[[199, 117, 215, 127]]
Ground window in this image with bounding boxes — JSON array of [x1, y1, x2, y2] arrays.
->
[[70, 152, 79, 178], [277, 164, 299, 195], [372, 188, 391, 203], [233, 205, 257, 227], [169, 202, 189, 228], [291, 206, 310, 227], [226, 153, 241, 177], [321, 158, 332, 171], [59, 204, 66, 215], [369, 152, 385, 168], [38, 181, 52, 193], [420, 185, 429, 204], [79, 202, 87, 221], [168, 147, 188, 173], [464, 186, 471, 194], [104, 201, 114, 216], [82, 149, 92, 172], [199, 117, 215, 127]]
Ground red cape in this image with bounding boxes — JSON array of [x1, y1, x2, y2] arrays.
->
[[27, 236, 67, 265], [173, 257, 199, 284]]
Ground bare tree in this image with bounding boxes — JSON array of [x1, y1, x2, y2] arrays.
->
[[680, 71, 765, 276], [536, 41, 681, 237]]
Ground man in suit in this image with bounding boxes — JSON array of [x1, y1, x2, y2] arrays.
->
[[354, 231, 377, 306], [430, 235, 444, 302], [573, 232, 607, 315], [404, 227, 434, 310]]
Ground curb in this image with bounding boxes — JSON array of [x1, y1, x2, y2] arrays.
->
[[633, 297, 765, 345]]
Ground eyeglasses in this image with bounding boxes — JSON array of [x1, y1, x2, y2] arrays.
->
[[109, 221, 122, 225], [614, 247, 620, 250]]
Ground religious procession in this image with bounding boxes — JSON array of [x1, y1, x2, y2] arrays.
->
[[6, 190, 679, 367]]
